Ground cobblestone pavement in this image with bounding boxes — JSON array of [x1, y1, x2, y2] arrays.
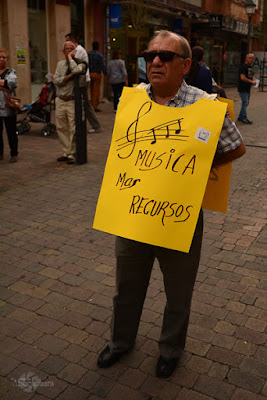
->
[[0, 87, 266, 400]]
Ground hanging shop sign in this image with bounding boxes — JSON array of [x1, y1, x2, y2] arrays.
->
[[109, 4, 121, 28]]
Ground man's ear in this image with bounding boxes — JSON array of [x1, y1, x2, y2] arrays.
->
[[183, 58, 191, 75]]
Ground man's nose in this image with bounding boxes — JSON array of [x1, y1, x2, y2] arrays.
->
[[152, 55, 163, 65]]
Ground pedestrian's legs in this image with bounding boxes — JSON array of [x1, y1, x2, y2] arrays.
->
[[55, 97, 71, 157], [82, 84, 101, 130], [238, 92, 249, 120], [0, 117, 4, 157], [110, 237, 155, 352], [112, 82, 125, 111], [156, 210, 203, 358], [90, 72, 102, 110], [4, 115, 18, 156], [66, 100, 76, 160]]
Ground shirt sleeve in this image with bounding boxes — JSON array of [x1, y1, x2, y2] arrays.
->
[[216, 112, 243, 154]]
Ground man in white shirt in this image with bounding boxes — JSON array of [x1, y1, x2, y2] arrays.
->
[[66, 33, 102, 133]]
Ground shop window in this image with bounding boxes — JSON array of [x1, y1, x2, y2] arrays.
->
[[28, 0, 47, 101]]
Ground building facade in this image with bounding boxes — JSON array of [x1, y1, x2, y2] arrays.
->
[[0, 0, 265, 103]]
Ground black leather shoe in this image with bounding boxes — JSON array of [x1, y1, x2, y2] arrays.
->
[[97, 345, 125, 368], [238, 118, 252, 124], [156, 356, 178, 378], [57, 156, 68, 162], [67, 158, 75, 165]]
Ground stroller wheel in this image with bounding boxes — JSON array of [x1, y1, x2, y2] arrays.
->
[[25, 123, 31, 132], [42, 127, 51, 136], [16, 125, 25, 135]]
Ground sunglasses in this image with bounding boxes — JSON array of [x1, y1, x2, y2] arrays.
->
[[143, 51, 186, 63]]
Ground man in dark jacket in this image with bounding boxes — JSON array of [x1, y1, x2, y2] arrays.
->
[[88, 41, 107, 112]]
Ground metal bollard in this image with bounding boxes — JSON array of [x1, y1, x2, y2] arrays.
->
[[74, 75, 87, 164]]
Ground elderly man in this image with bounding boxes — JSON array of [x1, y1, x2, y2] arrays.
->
[[238, 53, 256, 124], [54, 41, 86, 164], [66, 33, 102, 133], [97, 31, 246, 378]]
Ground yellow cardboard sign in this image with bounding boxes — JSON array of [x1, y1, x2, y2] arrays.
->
[[93, 87, 227, 252], [202, 97, 235, 213]]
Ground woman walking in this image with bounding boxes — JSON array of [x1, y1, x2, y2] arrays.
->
[[0, 48, 19, 163], [108, 50, 128, 112]]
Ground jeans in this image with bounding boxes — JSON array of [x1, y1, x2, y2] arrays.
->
[[0, 115, 18, 157], [238, 91, 250, 120], [111, 82, 125, 111]]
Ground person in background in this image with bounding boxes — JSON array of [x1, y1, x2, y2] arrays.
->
[[0, 48, 18, 163], [65, 33, 102, 133], [238, 53, 256, 124], [186, 46, 212, 93], [88, 41, 107, 112], [97, 30, 246, 379], [107, 50, 128, 112], [54, 41, 86, 164]]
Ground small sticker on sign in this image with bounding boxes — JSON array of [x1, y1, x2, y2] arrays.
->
[[194, 127, 211, 144]]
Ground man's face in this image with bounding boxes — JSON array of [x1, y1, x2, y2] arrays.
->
[[146, 35, 191, 95], [63, 43, 75, 59], [246, 53, 254, 66]]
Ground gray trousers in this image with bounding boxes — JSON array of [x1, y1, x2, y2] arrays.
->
[[81, 83, 101, 130], [110, 210, 203, 358]]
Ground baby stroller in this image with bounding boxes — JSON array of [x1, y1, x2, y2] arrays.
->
[[16, 81, 56, 136]]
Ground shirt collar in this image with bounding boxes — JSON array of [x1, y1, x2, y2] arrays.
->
[[146, 80, 190, 106]]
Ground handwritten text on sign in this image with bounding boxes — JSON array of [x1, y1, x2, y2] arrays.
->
[[93, 88, 227, 252]]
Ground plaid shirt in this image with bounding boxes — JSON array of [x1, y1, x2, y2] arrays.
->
[[146, 80, 243, 154]]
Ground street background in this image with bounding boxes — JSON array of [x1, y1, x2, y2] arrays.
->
[[0, 87, 266, 400]]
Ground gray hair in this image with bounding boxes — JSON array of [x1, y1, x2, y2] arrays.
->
[[148, 30, 192, 59]]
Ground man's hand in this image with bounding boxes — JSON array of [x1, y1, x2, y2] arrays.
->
[[67, 49, 76, 62], [63, 73, 73, 83]]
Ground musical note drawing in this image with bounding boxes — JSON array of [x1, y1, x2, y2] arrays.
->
[[116, 101, 188, 159]]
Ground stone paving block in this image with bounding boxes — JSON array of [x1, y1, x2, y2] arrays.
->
[[30, 316, 63, 334], [52, 281, 92, 301], [67, 299, 96, 316], [35, 376, 67, 399], [57, 363, 87, 384], [85, 320, 109, 336], [0, 316, 25, 337], [233, 339, 257, 357], [59, 273, 86, 287], [38, 355, 68, 375], [21, 298, 45, 312], [140, 375, 181, 400], [10, 343, 49, 367], [91, 376, 117, 398], [185, 338, 211, 357], [60, 310, 92, 330], [0, 287, 16, 301], [7, 308, 37, 325], [214, 320, 236, 335], [55, 326, 88, 345], [60, 344, 88, 364], [43, 292, 72, 308], [39, 267, 65, 280], [0, 337, 23, 355], [231, 388, 267, 400], [211, 333, 236, 350], [0, 354, 20, 376], [90, 293, 113, 308], [227, 368, 264, 393], [186, 356, 212, 374], [194, 375, 234, 400], [37, 303, 68, 320], [118, 367, 147, 390], [207, 362, 228, 380], [57, 385, 90, 400], [235, 326, 267, 345], [34, 334, 69, 355], [90, 306, 112, 322], [240, 356, 267, 379], [81, 335, 106, 353], [187, 324, 215, 343], [0, 303, 16, 317], [245, 317, 266, 332], [78, 370, 101, 391], [207, 346, 243, 367], [177, 387, 216, 400]]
